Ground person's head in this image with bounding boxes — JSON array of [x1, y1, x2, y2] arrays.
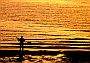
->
[[21, 36, 23, 38]]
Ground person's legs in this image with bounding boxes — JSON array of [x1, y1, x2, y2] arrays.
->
[[19, 44, 24, 61], [22, 44, 24, 51], [20, 44, 22, 51]]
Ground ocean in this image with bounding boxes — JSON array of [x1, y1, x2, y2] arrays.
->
[[0, 0, 90, 63]]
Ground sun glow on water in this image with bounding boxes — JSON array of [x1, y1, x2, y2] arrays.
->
[[0, 0, 90, 43]]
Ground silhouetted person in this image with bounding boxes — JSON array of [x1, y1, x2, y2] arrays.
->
[[17, 36, 25, 51], [17, 36, 25, 61]]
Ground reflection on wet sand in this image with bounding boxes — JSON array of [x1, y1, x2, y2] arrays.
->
[[0, 54, 70, 63], [0, 54, 90, 63]]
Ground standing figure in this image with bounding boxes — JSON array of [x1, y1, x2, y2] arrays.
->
[[17, 36, 25, 51], [17, 36, 25, 61]]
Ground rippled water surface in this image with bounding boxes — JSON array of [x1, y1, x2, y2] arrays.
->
[[0, 0, 90, 63], [0, 0, 90, 42]]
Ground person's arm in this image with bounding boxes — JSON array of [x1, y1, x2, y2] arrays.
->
[[24, 39, 25, 42]]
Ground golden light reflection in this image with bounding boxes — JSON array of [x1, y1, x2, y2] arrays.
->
[[2, 0, 89, 6], [0, 0, 90, 42]]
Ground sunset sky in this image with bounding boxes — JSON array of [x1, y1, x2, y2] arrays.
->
[[0, 0, 90, 43]]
